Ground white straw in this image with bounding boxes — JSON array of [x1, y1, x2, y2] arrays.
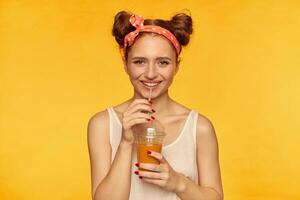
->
[[148, 88, 152, 102]]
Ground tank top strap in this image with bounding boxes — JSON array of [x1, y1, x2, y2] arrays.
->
[[179, 109, 198, 153], [191, 110, 199, 151], [107, 107, 122, 161]]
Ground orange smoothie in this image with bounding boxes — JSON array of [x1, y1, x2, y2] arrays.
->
[[137, 143, 162, 164]]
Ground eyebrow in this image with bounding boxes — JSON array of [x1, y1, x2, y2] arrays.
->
[[131, 57, 145, 60], [131, 56, 172, 60]]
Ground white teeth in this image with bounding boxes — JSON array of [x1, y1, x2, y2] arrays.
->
[[142, 82, 160, 87]]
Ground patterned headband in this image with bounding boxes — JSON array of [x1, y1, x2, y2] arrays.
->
[[123, 15, 181, 56]]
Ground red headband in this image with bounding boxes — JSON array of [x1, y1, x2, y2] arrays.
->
[[123, 15, 181, 56]]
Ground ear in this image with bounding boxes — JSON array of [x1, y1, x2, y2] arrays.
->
[[120, 47, 129, 74], [174, 57, 181, 75], [122, 57, 129, 74]]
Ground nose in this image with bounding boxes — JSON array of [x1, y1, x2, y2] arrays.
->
[[144, 63, 158, 79]]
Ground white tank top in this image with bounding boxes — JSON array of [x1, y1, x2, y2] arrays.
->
[[107, 107, 199, 200]]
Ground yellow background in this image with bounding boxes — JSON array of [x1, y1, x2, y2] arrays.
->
[[1, 0, 299, 199]]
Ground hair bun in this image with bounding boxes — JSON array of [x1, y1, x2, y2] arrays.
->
[[112, 11, 135, 47], [169, 13, 193, 46]]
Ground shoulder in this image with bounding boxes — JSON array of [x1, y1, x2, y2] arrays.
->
[[195, 112, 217, 142], [88, 109, 110, 130], [87, 109, 110, 145], [194, 112, 220, 167]]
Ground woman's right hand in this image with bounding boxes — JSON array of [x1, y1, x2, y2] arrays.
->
[[121, 99, 154, 144]]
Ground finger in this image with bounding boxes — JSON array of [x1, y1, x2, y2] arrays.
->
[[139, 163, 163, 172], [123, 118, 151, 131], [147, 151, 165, 163], [123, 112, 152, 123], [137, 170, 162, 180], [126, 112, 154, 125], [127, 99, 152, 110], [126, 103, 153, 116], [140, 178, 166, 187]]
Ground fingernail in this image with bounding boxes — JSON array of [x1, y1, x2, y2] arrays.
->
[[149, 100, 152, 104], [139, 176, 143, 179], [151, 116, 155, 120], [147, 150, 151, 155], [146, 118, 151, 121], [134, 171, 139, 175], [135, 163, 140, 167], [152, 109, 156, 113]]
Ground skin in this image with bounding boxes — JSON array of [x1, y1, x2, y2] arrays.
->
[[88, 33, 223, 200]]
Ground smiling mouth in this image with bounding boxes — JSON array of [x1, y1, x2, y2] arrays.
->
[[140, 81, 162, 87]]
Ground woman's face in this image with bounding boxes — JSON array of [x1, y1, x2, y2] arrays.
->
[[124, 34, 179, 100]]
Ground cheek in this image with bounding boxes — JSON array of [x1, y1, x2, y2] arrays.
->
[[161, 68, 176, 80], [128, 68, 143, 79]]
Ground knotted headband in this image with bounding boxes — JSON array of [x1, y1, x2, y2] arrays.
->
[[123, 15, 181, 56]]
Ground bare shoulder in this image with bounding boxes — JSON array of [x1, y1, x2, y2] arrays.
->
[[87, 109, 110, 149], [88, 110, 109, 129], [195, 112, 217, 140]]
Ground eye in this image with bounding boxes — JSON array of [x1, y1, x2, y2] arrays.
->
[[133, 59, 145, 65], [159, 60, 170, 65]]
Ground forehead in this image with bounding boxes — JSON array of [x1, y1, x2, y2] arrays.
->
[[127, 34, 177, 59]]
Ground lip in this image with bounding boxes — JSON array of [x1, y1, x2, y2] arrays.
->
[[140, 81, 162, 89]]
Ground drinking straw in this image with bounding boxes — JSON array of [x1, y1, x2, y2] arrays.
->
[[147, 88, 152, 116], [147, 88, 155, 132], [148, 87, 152, 102]]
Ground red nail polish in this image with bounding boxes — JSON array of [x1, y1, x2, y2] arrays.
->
[[152, 109, 156, 113], [151, 116, 155, 120], [149, 100, 152, 104], [139, 176, 143, 179], [134, 171, 139, 175], [146, 118, 151, 121], [135, 163, 140, 167], [147, 150, 151, 155]]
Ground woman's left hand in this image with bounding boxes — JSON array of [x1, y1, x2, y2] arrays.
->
[[134, 151, 184, 192]]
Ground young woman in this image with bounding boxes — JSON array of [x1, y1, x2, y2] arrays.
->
[[88, 11, 223, 200]]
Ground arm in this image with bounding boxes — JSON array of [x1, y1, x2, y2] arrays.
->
[[176, 115, 223, 200], [87, 111, 133, 200], [94, 140, 133, 200], [87, 100, 153, 200]]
